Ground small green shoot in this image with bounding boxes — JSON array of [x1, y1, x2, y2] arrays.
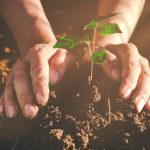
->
[[96, 23, 122, 35], [53, 35, 78, 49], [53, 13, 122, 84], [91, 50, 107, 64], [84, 19, 97, 30]]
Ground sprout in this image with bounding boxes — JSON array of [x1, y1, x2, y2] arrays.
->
[[54, 13, 122, 84]]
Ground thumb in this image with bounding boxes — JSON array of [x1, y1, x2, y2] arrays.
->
[[49, 49, 74, 85], [101, 50, 121, 81]]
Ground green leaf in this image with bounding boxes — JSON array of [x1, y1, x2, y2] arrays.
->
[[97, 13, 118, 22], [91, 50, 106, 64], [96, 23, 122, 35], [53, 35, 78, 49], [84, 19, 97, 30], [79, 35, 90, 45], [53, 42, 67, 49], [84, 13, 120, 30]]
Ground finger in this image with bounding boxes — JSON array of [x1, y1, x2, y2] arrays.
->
[[0, 94, 4, 115], [133, 57, 150, 113], [3, 73, 18, 118], [82, 48, 121, 81], [13, 59, 38, 119], [106, 43, 141, 99], [27, 43, 57, 61], [145, 97, 150, 112], [100, 50, 121, 81], [49, 49, 74, 85], [29, 47, 50, 106]]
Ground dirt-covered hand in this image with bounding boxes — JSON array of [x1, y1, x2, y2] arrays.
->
[[0, 43, 73, 118], [100, 43, 150, 113]]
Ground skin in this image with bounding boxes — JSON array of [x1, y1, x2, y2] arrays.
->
[[0, 0, 149, 118], [95, 0, 150, 113], [0, 0, 73, 118]]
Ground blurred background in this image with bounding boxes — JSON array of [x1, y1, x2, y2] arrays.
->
[[41, 0, 150, 58], [0, 0, 150, 58], [0, 0, 150, 87]]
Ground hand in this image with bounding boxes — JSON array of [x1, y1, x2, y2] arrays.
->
[[0, 43, 73, 118], [100, 43, 150, 113], [83, 43, 150, 113]]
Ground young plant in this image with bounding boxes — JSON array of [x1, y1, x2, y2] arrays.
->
[[54, 13, 122, 84]]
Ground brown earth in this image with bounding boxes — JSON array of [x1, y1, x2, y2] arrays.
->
[[0, 0, 150, 150]]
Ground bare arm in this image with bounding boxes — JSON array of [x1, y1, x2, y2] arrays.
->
[[0, 0, 73, 118], [96, 0, 145, 45], [95, 0, 150, 113], [0, 0, 56, 55]]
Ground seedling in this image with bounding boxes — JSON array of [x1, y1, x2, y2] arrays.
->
[[54, 13, 122, 84]]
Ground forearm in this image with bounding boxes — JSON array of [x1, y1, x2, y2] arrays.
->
[[96, 0, 145, 46], [0, 0, 56, 55]]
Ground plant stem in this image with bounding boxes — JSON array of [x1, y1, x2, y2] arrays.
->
[[108, 98, 111, 124], [88, 28, 96, 84], [90, 60, 94, 83], [87, 43, 92, 57], [87, 43, 93, 84], [92, 28, 96, 52]]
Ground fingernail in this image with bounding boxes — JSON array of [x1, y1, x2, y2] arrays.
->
[[7, 105, 17, 118], [136, 98, 145, 113], [111, 68, 121, 81], [122, 87, 132, 98], [0, 105, 3, 114], [24, 104, 38, 119], [50, 69, 60, 85], [36, 92, 47, 106]]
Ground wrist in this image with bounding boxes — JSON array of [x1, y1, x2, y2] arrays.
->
[[95, 13, 131, 47], [0, 0, 57, 56], [95, 33, 126, 48], [95, 20, 129, 47]]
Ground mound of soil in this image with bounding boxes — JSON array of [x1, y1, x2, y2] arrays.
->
[[0, 1, 150, 149], [0, 63, 150, 150]]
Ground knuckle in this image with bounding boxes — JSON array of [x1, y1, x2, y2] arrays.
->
[[128, 43, 138, 52], [142, 70, 150, 78], [29, 44, 45, 57], [142, 57, 149, 66], [128, 60, 137, 68], [125, 43, 139, 58], [141, 58, 150, 77], [30, 64, 44, 75], [13, 72, 27, 83], [127, 60, 141, 73], [38, 75, 49, 85]]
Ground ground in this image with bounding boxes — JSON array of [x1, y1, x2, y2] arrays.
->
[[0, 0, 150, 150]]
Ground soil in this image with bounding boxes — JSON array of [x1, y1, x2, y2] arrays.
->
[[0, 64, 150, 150], [0, 1, 150, 150]]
